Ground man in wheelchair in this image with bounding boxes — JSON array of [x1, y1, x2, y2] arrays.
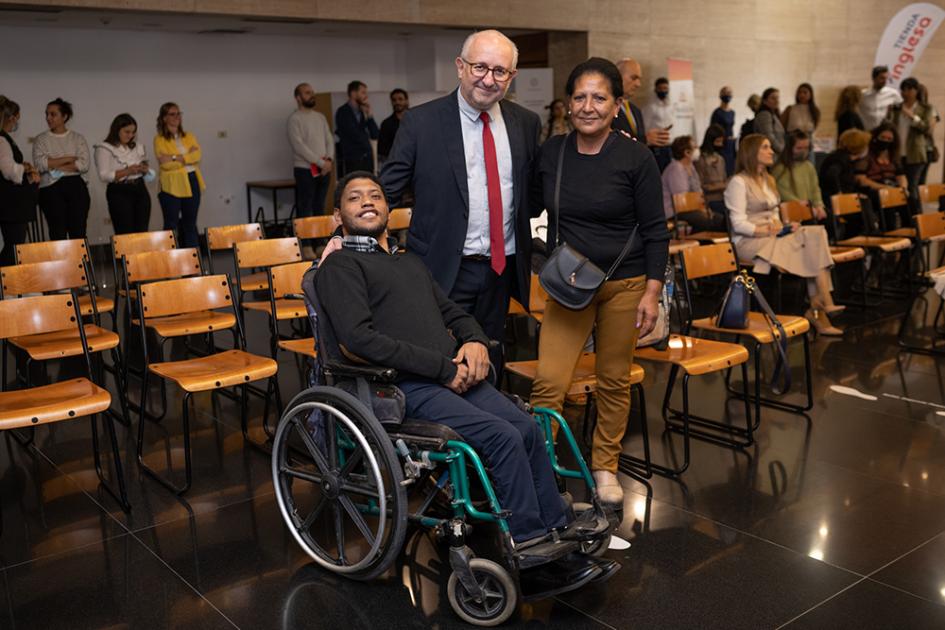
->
[[314, 172, 615, 578]]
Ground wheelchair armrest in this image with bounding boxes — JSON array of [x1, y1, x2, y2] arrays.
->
[[323, 360, 398, 383]]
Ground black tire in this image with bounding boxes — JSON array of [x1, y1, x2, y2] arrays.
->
[[272, 386, 407, 581], [447, 558, 518, 627]]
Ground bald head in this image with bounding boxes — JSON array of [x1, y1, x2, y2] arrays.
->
[[456, 29, 519, 111], [460, 29, 519, 69], [616, 58, 643, 99]]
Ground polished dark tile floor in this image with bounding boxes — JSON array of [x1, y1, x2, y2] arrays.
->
[[3, 253, 945, 628]]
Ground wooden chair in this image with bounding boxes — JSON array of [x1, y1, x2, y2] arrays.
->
[[898, 212, 945, 355], [0, 293, 129, 511], [206, 223, 265, 290], [261, 261, 313, 359], [111, 230, 178, 326], [388, 207, 412, 231], [133, 274, 279, 494], [830, 194, 911, 253], [780, 200, 866, 265], [673, 192, 729, 244], [293, 215, 337, 241], [683, 242, 813, 415], [919, 183, 945, 210], [15, 238, 114, 325], [877, 187, 915, 237]]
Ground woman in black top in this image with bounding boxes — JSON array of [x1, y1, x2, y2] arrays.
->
[[819, 128, 874, 237], [835, 86, 865, 140], [529, 58, 669, 508], [0, 96, 39, 265]]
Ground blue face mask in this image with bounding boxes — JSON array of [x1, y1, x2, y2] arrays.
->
[[655, 90, 669, 100], [49, 168, 64, 180], [720, 94, 732, 104], [143, 168, 156, 183]]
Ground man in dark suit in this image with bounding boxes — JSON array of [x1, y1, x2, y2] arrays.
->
[[335, 80, 379, 176], [613, 58, 670, 150], [381, 29, 541, 366]]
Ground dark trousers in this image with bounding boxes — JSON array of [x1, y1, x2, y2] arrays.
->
[[293, 168, 331, 217], [158, 172, 200, 248], [905, 162, 925, 212], [449, 256, 514, 371], [106, 180, 151, 234], [398, 380, 568, 542], [678, 209, 726, 233], [38, 176, 90, 240], [0, 222, 28, 266], [653, 146, 672, 172]]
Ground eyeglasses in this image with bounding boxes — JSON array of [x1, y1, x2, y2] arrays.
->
[[166, 111, 182, 118], [461, 59, 515, 83]]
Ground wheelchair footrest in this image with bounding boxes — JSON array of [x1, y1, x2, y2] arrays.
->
[[515, 538, 581, 570], [519, 553, 620, 601]]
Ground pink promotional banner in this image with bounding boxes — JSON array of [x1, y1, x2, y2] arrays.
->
[[666, 58, 694, 139], [874, 2, 945, 88]]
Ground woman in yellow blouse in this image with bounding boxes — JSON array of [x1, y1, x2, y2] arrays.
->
[[153, 102, 204, 247]]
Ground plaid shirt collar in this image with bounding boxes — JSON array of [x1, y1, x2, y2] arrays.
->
[[341, 234, 399, 254]]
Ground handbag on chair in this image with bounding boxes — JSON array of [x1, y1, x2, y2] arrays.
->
[[716, 270, 792, 395], [538, 133, 639, 310]]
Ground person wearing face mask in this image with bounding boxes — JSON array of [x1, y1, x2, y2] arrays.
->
[[695, 124, 730, 214], [663, 135, 726, 232], [753, 88, 786, 154], [710, 86, 736, 176], [0, 95, 40, 266], [856, 123, 909, 230], [885, 77, 933, 209], [529, 58, 668, 507], [643, 77, 674, 171], [32, 97, 91, 240], [94, 113, 152, 235], [725, 134, 842, 335], [380, 30, 541, 373], [819, 129, 874, 238], [772, 131, 827, 221]]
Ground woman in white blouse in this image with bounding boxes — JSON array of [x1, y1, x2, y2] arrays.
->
[[94, 114, 151, 234], [0, 95, 40, 265], [723, 133, 842, 335], [32, 97, 91, 240]]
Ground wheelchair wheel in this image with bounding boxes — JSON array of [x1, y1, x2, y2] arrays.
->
[[272, 386, 408, 581], [447, 558, 517, 627]]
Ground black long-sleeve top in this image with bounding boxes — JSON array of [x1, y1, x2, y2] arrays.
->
[[377, 113, 400, 160], [533, 132, 670, 281], [334, 102, 379, 163], [315, 248, 489, 384]]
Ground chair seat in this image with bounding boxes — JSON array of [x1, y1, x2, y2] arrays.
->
[[508, 299, 528, 316], [10, 324, 119, 360], [683, 232, 730, 244], [883, 227, 916, 239], [78, 294, 114, 316], [278, 337, 317, 358], [669, 239, 699, 255], [243, 298, 306, 320], [837, 235, 911, 252], [691, 312, 810, 344], [239, 271, 269, 292], [0, 377, 110, 430], [134, 310, 237, 337], [149, 349, 278, 393], [635, 334, 749, 376], [829, 246, 866, 263], [506, 353, 644, 399]]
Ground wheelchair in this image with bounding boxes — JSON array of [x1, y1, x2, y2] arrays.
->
[[271, 265, 616, 626]]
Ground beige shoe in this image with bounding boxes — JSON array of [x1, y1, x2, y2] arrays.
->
[[592, 470, 624, 509], [805, 307, 843, 336]]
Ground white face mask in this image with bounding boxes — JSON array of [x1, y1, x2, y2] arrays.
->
[[691, 148, 701, 161]]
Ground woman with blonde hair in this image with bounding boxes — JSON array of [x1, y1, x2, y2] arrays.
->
[[835, 86, 865, 139], [153, 102, 204, 247], [724, 133, 842, 335]]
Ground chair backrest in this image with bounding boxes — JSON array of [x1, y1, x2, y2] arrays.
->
[[672, 192, 706, 214], [15, 239, 88, 265], [269, 261, 311, 299], [112, 230, 177, 259], [388, 207, 412, 231], [878, 186, 908, 209], [919, 183, 945, 205], [206, 223, 263, 252], [830, 193, 863, 217], [681, 242, 738, 280], [1, 259, 89, 296], [139, 274, 234, 319], [234, 237, 302, 270], [293, 216, 337, 240], [0, 293, 80, 340], [915, 212, 945, 241], [123, 248, 203, 284], [780, 200, 813, 223]]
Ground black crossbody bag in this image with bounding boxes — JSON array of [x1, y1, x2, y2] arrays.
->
[[538, 133, 638, 310]]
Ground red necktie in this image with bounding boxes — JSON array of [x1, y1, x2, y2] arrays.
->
[[479, 111, 506, 276]]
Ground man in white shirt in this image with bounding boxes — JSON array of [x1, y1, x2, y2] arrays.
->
[[859, 65, 903, 131], [288, 83, 334, 223], [643, 77, 674, 171]]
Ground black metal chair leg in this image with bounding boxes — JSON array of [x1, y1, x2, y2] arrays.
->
[[137, 388, 193, 496], [91, 412, 131, 512]]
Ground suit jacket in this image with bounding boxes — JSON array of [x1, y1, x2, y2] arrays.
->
[[612, 102, 646, 142], [334, 102, 379, 164], [380, 89, 541, 305]]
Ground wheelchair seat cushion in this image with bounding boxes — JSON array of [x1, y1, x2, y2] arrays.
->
[[387, 419, 464, 450]]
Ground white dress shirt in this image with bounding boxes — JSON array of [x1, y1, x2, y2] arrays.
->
[[93, 142, 147, 183], [643, 97, 675, 132], [457, 91, 516, 257], [0, 136, 24, 184], [859, 86, 902, 131]]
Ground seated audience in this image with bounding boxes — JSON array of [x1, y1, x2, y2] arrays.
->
[[0, 95, 39, 265], [724, 134, 842, 335], [856, 123, 909, 230], [754, 87, 785, 153], [772, 130, 827, 221], [819, 128, 874, 237], [694, 124, 729, 214], [885, 77, 933, 207], [94, 113, 151, 234], [663, 135, 726, 232], [540, 98, 572, 143], [835, 85, 865, 140], [32, 97, 91, 240]]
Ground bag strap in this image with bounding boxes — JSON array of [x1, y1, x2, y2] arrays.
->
[[749, 282, 792, 395], [551, 131, 638, 278]]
